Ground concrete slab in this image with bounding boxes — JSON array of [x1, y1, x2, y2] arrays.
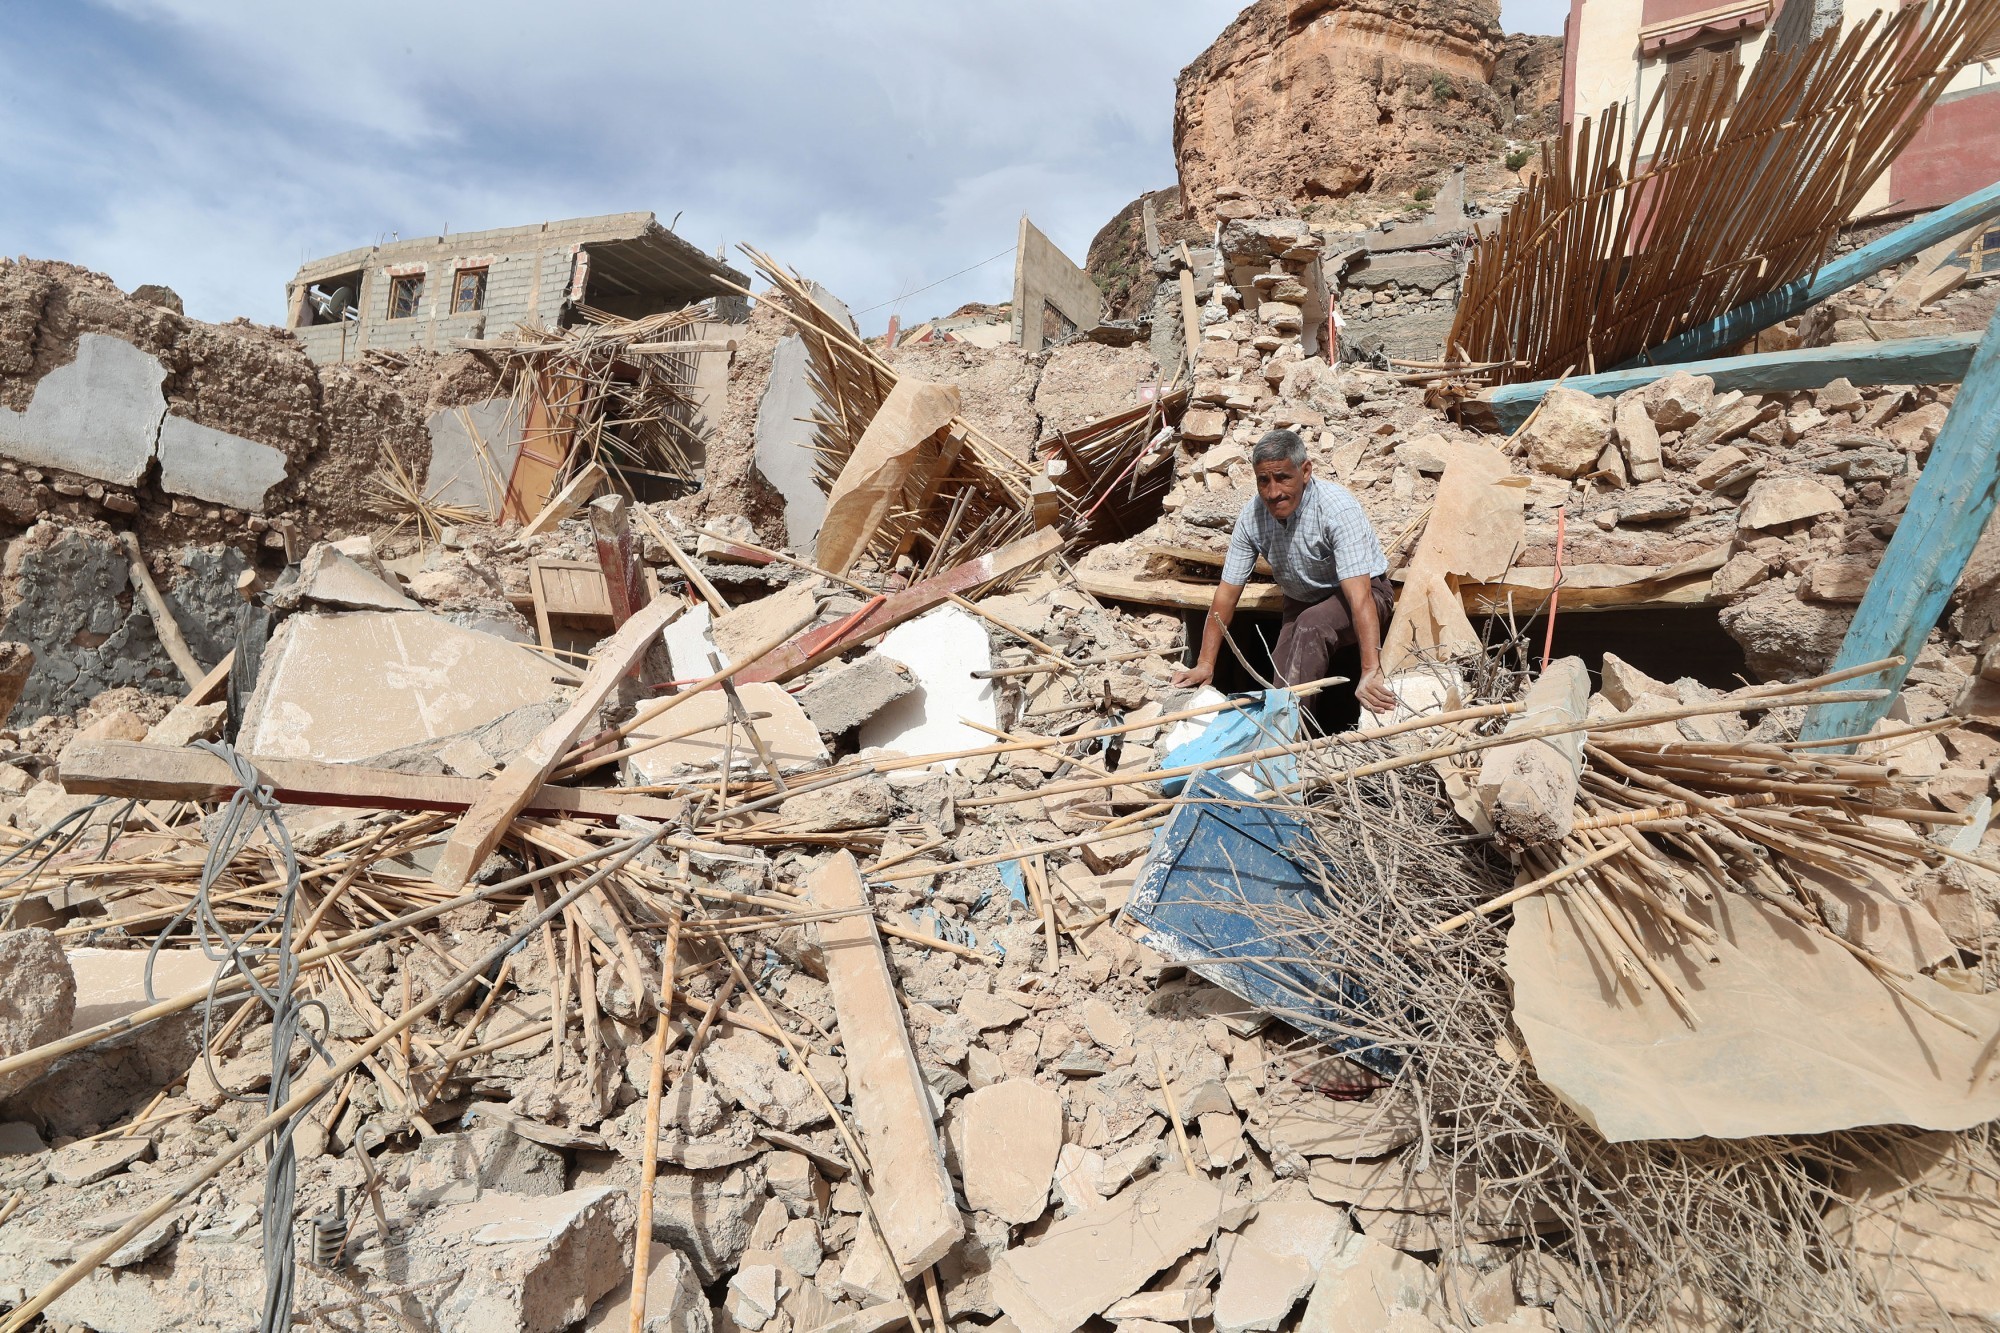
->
[[293, 542, 419, 611], [239, 611, 561, 764], [856, 606, 995, 772], [958, 1079, 1064, 1223], [711, 580, 822, 666], [426, 398, 520, 518], [0, 333, 164, 486], [625, 682, 828, 783], [156, 414, 290, 512], [755, 286, 853, 549], [66, 947, 220, 1030], [660, 603, 717, 681]]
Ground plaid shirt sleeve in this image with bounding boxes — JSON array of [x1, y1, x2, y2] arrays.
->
[[1322, 484, 1388, 580], [1220, 501, 1261, 585]]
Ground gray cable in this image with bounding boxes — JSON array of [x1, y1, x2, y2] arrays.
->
[[143, 740, 327, 1333]]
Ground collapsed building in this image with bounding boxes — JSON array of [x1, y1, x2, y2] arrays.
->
[[3, 1, 2000, 1332]]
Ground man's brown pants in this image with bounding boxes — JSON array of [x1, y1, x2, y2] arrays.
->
[[1271, 576, 1395, 688]]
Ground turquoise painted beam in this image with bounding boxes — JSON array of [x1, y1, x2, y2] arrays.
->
[[1476, 334, 1978, 432], [1626, 178, 2000, 369], [1798, 300, 2000, 745]]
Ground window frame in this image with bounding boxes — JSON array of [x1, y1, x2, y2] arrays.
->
[[451, 266, 488, 315], [388, 273, 425, 321]]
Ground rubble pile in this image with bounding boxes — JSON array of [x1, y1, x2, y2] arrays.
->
[[3, 21, 2000, 1324]]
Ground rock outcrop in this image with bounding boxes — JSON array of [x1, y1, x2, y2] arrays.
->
[[1172, 0, 1560, 222]]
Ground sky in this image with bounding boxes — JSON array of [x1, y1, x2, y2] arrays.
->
[[0, 0, 1567, 337]]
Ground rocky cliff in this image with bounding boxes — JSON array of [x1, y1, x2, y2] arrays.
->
[[1173, 0, 1561, 222]]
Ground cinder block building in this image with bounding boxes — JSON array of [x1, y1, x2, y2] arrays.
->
[[1560, 0, 2000, 217], [285, 212, 749, 364]]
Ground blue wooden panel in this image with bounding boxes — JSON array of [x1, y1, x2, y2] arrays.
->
[[1800, 299, 2000, 744], [1124, 775, 1400, 1076], [1629, 179, 2000, 368], [1480, 335, 1978, 432]]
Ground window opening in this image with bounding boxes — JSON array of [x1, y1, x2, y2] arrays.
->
[[388, 274, 424, 320], [452, 267, 487, 314]]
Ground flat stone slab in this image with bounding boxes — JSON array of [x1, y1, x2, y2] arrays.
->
[[627, 682, 829, 783], [240, 611, 561, 764]]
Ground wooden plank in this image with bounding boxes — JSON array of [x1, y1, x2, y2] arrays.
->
[[58, 740, 687, 822], [735, 527, 1064, 685], [504, 377, 584, 525], [520, 461, 607, 537], [589, 494, 646, 627], [1801, 300, 2000, 744], [1078, 569, 1286, 613], [1179, 267, 1200, 360], [1082, 552, 1724, 617], [431, 594, 684, 892], [631, 504, 728, 616], [1632, 180, 2000, 368], [806, 851, 964, 1273], [1477, 334, 1980, 432]]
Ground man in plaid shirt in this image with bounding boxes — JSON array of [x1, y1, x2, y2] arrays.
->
[[1172, 429, 1397, 716]]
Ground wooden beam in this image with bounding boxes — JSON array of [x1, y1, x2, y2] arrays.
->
[[520, 461, 607, 537], [57, 740, 687, 822], [431, 594, 684, 892], [117, 532, 203, 686], [1475, 334, 1979, 432], [1800, 299, 2000, 745], [588, 493, 646, 627], [1629, 179, 2000, 368], [1080, 550, 1726, 617], [735, 527, 1063, 685]]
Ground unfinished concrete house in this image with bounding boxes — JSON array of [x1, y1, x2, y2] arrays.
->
[[286, 213, 750, 364]]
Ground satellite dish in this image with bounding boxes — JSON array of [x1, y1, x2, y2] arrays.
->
[[309, 284, 357, 323]]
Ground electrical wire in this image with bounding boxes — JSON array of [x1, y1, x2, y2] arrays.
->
[[144, 740, 331, 1333], [853, 245, 1016, 317]]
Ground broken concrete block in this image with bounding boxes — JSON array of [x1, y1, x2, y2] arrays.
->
[[0, 928, 74, 1100], [1689, 444, 1751, 490], [959, 1079, 1064, 1223], [1082, 829, 1155, 873], [1596, 653, 1668, 712], [1213, 1196, 1352, 1333], [1477, 657, 1588, 846], [1640, 371, 1712, 430], [959, 990, 1030, 1032], [726, 1262, 787, 1330], [291, 541, 419, 611], [1737, 477, 1844, 531], [626, 682, 829, 783], [798, 654, 918, 735], [583, 1243, 712, 1333], [421, 1187, 633, 1333], [410, 1119, 567, 1203], [1816, 377, 1864, 416], [989, 1173, 1230, 1333], [1710, 551, 1771, 601], [1106, 1288, 1214, 1322], [1612, 397, 1662, 482], [712, 578, 823, 667], [1803, 556, 1874, 604], [1297, 1231, 1438, 1333], [777, 773, 894, 832], [143, 700, 227, 748], [1520, 388, 1610, 479], [1182, 408, 1228, 443], [643, 1163, 766, 1285], [857, 605, 996, 772], [660, 603, 717, 681], [700, 1029, 827, 1133], [49, 1134, 152, 1186], [239, 611, 560, 764], [809, 852, 964, 1276]]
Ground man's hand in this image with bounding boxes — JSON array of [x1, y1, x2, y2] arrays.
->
[[1171, 663, 1214, 690], [1356, 667, 1398, 716]]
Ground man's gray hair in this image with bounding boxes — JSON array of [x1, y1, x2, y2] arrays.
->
[[1250, 428, 1309, 469]]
